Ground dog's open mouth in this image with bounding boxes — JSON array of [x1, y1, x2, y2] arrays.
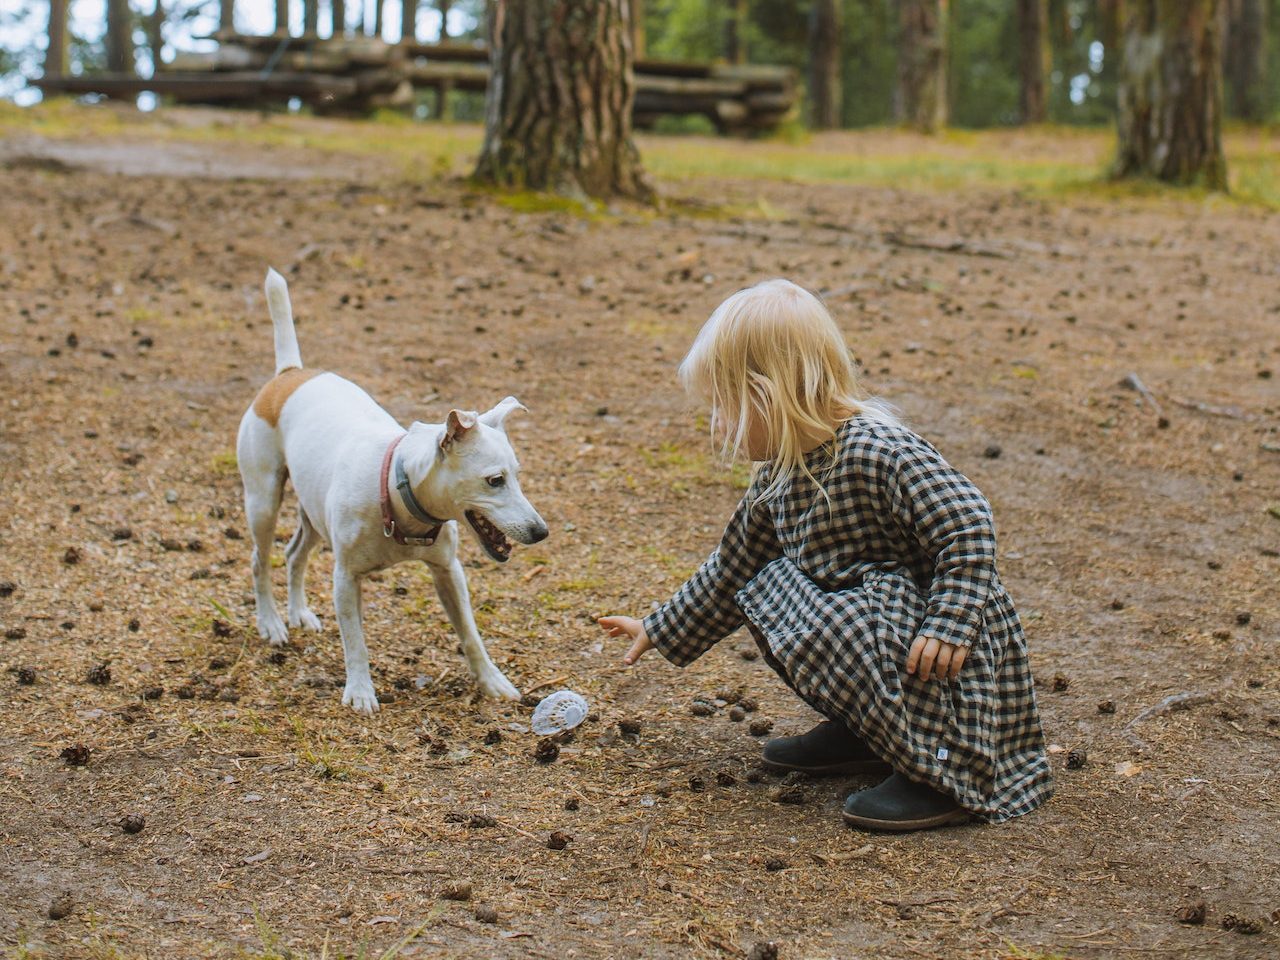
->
[[466, 510, 512, 562]]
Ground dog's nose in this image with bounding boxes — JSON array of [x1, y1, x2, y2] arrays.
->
[[528, 521, 549, 543]]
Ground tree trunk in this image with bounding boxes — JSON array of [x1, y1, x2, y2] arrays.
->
[[1016, 0, 1048, 123], [808, 0, 841, 129], [304, 0, 319, 36], [106, 0, 135, 74], [45, 0, 68, 78], [631, 0, 645, 59], [1115, 0, 1227, 188], [373, 0, 386, 38], [473, 0, 649, 200], [438, 0, 452, 40], [219, 0, 235, 32], [1220, 0, 1266, 121], [147, 1, 166, 71], [896, 0, 948, 133], [402, 0, 418, 41], [723, 0, 747, 65], [332, 0, 346, 38], [275, 0, 289, 35]]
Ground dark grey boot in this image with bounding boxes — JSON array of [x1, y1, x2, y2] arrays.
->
[[761, 720, 891, 776], [842, 772, 969, 831]]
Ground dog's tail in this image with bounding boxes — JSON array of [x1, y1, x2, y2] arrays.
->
[[265, 267, 303, 375]]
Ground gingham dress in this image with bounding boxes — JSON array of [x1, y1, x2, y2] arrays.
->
[[643, 417, 1053, 822]]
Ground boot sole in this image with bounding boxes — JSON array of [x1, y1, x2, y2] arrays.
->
[[761, 757, 892, 776], [841, 807, 970, 832]]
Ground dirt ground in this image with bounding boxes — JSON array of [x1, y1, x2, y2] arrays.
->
[[0, 108, 1277, 960]]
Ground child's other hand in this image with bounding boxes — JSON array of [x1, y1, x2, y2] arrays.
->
[[906, 635, 968, 681], [598, 616, 653, 665]]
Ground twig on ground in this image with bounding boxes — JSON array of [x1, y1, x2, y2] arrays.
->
[[1169, 397, 1256, 421], [1123, 691, 1212, 752], [1119, 373, 1162, 413]]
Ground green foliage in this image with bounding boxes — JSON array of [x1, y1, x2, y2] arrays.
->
[[949, 0, 1021, 127]]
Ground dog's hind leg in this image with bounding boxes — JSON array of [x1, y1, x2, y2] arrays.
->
[[285, 509, 323, 632], [427, 557, 520, 700], [238, 414, 290, 646], [333, 562, 379, 714]]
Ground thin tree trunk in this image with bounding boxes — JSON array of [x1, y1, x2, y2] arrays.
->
[[373, 0, 386, 38], [332, 0, 346, 38], [1114, 0, 1227, 188], [401, 0, 418, 42], [1016, 0, 1049, 123], [275, 0, 289, 35], [304, 0, 319, 36], [473, 0, 650, 199], [808, 0, 841, 129], [896, 0, 948, 133], [438, 0, 452, 40], [45, 0, 68, 78], [219, 0, 235, 33], [723, 0, 747, 65], [1221, 0, 1267, 121], [106, 0, 135, 74], [147, 1, 166, 71]]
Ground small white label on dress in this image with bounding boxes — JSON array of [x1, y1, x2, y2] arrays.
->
[[936, 747, 949, 761]]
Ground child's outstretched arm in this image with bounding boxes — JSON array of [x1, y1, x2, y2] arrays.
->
[[883, 439, 999, 682], [600, 477, 780, 667]]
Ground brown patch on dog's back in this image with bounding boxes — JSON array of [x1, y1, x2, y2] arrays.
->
[[252, 368, 323, 428]]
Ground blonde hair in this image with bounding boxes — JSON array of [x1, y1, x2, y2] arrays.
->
[[678, 278, 899, 502]]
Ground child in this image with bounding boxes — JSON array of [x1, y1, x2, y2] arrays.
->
[[599, 279, 1052, 831]]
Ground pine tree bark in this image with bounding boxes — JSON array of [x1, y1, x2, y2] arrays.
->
[[275, 0, 289, 35], [304, 0, 319, 36], [332, 0, 346, 38], [1115, 0, 1227, 188], [106, 0, 135, 74], [147, 1, 166, 68], [1220, 0, 1267, 121], [373, 0, 386, 37], [402, 0, 419, 41], [45, 0, 68, 78], [723, 0, 747, 65], [473, 0, 649, 199], [1016, 0, 1049, 123], [808, 0, 841, 129], [438, 0, 453, 40], [631, 0, 645, 59], [896, 0, 948, 133], [219, 0, 235, 32]]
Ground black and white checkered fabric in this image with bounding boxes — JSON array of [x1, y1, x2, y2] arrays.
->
[[643, 417, 1053, 822]]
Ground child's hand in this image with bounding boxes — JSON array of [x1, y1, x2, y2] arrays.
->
[[598, 616, 653, 665], [906, 635, 969, 681]]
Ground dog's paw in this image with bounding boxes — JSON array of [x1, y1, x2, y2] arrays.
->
[[342, 681, 381, 716], [289, 608, 323, 632], [256, 612, 289, 647], [476, 671, 521, 701]]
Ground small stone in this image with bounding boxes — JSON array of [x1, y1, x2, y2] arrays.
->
[[111, 527, 133, 542], [1176, 901, 1207, 925], [467, 814, 497, 829], [4, 627, 26, 640], [86, 662, 111, 685], [484, 728, 503, 745], [120, 813, 145, 834], [595, 406, 609, 416], [564, 797, 580, 811], [746, 942, 779, 960], [474, 904, 498, 924], [47, 892, 75, 920], [547, 830, 571, 850], [88, 600, 104, 612], [1097, 700, 1116, 714], [63, 547, 81, 565], [127, 618, 140, 632], [1066, 749, 1087, 770], [212, 620, 233, 638], [749, 718, 774, 737], [16, 666, 36, 685], [165, 490, 178, 504], [982, 444, 1002, 459], [60, 743, 91, 766], [1051, 674, 1070, 693], [690, 700, 715, 717], [715, 770, 737, 787], [688, 775, 706, 792], [534, 739, 560, 764], [728, 705, 746, 722], [0, 580, 16, 597], [763, 856, 787, 872], [618, 717, 642, 736]]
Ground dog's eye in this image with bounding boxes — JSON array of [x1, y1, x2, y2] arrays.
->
[[486, 475, 506, 488]]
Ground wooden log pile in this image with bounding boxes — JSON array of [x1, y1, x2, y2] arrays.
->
[[36, 33, 797, 132]]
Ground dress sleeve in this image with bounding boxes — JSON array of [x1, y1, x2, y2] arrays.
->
[[642, 474, 781, 667], [883, 437, 997, 649]]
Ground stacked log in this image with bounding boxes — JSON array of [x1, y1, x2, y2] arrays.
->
[[37, 34, 797, 132]]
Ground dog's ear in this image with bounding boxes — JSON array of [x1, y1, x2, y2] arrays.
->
[[478, 396, 527, 432], [440, 409, 477, 452]]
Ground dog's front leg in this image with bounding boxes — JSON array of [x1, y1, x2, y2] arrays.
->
[[332, 564, 380, 715], [428, 558, 520, 700]]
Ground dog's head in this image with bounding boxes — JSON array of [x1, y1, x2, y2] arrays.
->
[[407, 397, 548, 562]]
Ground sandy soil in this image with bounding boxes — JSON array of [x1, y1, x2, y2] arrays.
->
[[0, 110, 1277, 960]]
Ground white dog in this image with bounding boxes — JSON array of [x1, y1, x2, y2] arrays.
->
[[236, 269, 547, 714]]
